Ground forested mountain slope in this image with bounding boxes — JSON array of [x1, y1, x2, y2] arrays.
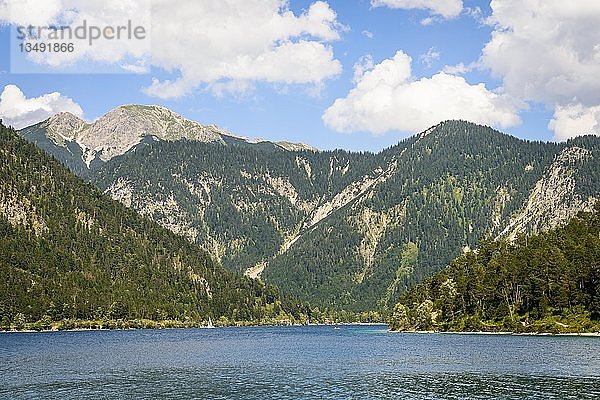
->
[[0, 122, 306, 329], [389, 204, 600, 333], [265, 121, 599, 310], [18, 109, 600, 311]]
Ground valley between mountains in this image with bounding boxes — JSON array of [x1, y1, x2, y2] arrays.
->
[[15, 105, 600, 313]]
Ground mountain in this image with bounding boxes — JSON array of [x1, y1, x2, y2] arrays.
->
[[18, 108, 600, 312], [389, 204, 600, 333], [0, 121, 308, 330], [18, 105, 316, 176], [264, 123, 599, 310]]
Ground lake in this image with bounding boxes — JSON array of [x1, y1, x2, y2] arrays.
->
[[1, 325, 599, 399]]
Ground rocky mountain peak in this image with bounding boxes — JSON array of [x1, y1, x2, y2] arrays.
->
[[46, 112, 87, 144], [275, 141, 319, 152], [74, 104, 226, 161], [22, 104, 322, 168]]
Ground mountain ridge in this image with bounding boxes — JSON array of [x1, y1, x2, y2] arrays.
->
[[20, 104, 319, 169], [17, 109, 600, 311]]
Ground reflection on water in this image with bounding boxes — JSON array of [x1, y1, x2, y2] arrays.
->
[[1, 326, 599, 399]]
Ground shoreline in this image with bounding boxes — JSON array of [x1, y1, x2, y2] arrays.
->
[[2, 323, 598, 336], [387, 329, 600, 337], [0, 321, 388, 334]]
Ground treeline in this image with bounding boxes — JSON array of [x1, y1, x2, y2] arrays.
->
[[389, 204, 600, 333], [0, 122, 309, 330]]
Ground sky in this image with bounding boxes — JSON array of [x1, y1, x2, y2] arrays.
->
[[0, 0, 599, 152]]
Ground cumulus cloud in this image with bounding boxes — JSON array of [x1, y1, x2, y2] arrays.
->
[[0, 0, 63, 26], [548, 104, 600, 141], [371, 0, 463, 18], [323, 51, 523, 135], [145, 0, 344, 98], [483, 0, 600, 107], [369, 1, 600, 139], [2, 0, 344, 97], [480, 0, 600, 139], [0, 84, 83, 129]]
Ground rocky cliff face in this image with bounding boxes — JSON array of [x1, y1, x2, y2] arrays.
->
[[498, 146, 598, 241]]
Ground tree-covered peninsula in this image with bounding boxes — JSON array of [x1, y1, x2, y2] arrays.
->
[[389, 204, 600, 334]]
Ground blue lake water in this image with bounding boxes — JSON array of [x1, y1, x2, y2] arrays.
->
[[1, 325, 599, 399]]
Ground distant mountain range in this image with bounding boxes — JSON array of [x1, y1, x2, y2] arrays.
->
[[18, 105, 600, 311], [19, 105, 317, 175]]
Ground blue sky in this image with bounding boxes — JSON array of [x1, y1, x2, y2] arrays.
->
[[1, 0, 598, 152]]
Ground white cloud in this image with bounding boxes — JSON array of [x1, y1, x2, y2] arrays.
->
[[362, 30, 374, 39], [482, 0, 600, 107], [352, 55, 375, 83], [120, 61, 149, 74], [464, 6, 484, 23], [0, 84, 83, 129], [419, 47, 440, 68], [143, 0, 344, 98], [2, 0, 344, 97], [442, 61, 477, 75], [548, 104, 600, 141], [371, 0, 463, 18], [323, 51, 523, 135], [420, 17, 435, 25]]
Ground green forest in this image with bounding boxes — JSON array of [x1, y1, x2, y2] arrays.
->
[[389, 204, 600, 333], [18, 117, 600, 313], [0, 122, 310, 331], [6, 114, 600, 332]]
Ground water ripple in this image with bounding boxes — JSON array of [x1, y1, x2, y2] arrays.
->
[[1, 326, 599, 399]]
